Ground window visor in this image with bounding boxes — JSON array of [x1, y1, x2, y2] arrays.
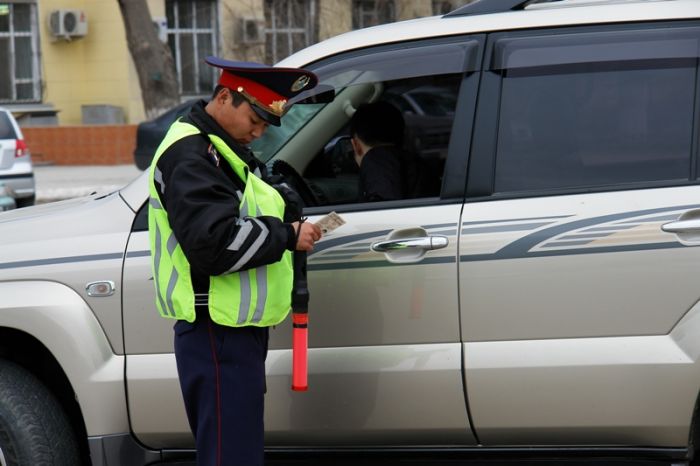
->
[[492, 27, 700, 70], [312, 39, 480, 89]]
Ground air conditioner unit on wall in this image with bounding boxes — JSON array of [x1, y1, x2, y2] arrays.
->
[[152, 16, 168, 43], [239, 17, 265, 44], [49, 10, 88, 40]]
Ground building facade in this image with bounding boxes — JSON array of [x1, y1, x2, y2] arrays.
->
[[0, 0, 470, 126]]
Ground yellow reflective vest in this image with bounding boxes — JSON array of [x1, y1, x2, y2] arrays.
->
[[148, 120, 293, 327]]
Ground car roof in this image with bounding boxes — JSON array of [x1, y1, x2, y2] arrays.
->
[[277, 0, 699, 68]]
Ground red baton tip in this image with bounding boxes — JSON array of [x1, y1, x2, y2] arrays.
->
[[291, 324, 308, 391]]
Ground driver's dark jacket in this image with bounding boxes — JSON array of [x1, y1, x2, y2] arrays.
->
[[152, 100, 296, 302], [359, 145, 404, 202]]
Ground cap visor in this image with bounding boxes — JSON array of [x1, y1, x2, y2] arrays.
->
[[250, 103, 281, 127]]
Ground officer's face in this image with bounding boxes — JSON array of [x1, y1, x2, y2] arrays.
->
[[216, 88, 269, 145]]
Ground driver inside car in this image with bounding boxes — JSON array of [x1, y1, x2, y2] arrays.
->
[[349, 101, 417, 202]]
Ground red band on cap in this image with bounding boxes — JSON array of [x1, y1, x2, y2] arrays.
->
[[218, 71, 287, 116]]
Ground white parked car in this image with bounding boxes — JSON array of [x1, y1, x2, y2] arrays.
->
[[0, 107, 35, 208]]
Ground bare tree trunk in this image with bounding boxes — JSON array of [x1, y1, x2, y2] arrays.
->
[[118, 0, 180, 119]]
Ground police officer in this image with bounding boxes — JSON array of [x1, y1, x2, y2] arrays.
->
[[148, 56, 322, 466]]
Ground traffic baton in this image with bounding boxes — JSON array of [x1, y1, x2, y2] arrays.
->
[[291, 250, 309, 391]]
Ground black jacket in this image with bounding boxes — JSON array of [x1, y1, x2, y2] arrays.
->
[[153, 101, 296, 295], [358, 146, 404, 202]]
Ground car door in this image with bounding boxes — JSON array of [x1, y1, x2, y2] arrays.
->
[[121, 198, 195, 448], [460, 23, 700, 447], [259, 37, 484, 446], [121, 35, 484, 449]]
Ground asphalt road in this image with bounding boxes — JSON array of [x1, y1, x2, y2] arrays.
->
[[33, 163, 143, 204]]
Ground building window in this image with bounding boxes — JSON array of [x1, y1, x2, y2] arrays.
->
[[166, 0, 217, 96], [0, 2, 41, 103], [264, 0, 316, 65], [352, 0, 395, 29]]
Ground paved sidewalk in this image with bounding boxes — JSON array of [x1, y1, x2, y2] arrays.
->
[[34, 164, 143, 204]]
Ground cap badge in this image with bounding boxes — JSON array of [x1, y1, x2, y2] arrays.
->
[[291, 75, 311, 92], [270, 99, 287, 115]]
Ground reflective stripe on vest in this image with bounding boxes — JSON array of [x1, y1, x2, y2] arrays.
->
[[148, 121, 293, 327]]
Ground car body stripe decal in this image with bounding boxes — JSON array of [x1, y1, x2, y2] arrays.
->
[[460, 241, 688, 262], [429, 229, 459, 236], [462, 222, 551, 235], [7, 207, 697, 273], [558, 232, 613, 240], [461, 215, 571, 226], [320, 248, 371, 255], [491, 205, 700, 260], [540, 239, 598, 248], [581, 225, 637, 233], [616, 214, 681, 224], [313, 254, 364, 261], [0, 253, 123, 270], [308, 255, 456, 271], [311, 221, 466, 256], [127, 250, 151, 258]]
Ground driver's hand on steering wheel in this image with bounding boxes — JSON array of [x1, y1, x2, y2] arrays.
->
[[293, 221, 322, 251]]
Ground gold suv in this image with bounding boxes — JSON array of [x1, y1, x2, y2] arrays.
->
[[1, 0, 700, 465]]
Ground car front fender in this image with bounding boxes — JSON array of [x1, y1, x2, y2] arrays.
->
[[0, 280, 128, 436]]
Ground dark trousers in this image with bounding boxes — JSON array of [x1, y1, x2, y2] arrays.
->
[[174, 310, 269, 466]]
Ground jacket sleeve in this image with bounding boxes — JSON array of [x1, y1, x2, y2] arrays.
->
[[154, 135, 296, 277]]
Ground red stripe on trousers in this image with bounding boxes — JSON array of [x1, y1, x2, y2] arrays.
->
[[207, 321, 222, 466]]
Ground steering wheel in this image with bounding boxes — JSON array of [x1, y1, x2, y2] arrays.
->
[[271, 160, 319, 207]]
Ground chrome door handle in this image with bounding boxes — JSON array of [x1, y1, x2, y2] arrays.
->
[[370, 235, 449, 252], [661, 209, 700, 245], [661, 219, 700, 234]]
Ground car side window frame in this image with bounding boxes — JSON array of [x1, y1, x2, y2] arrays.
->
[[295, 34, 485, 215], [467, 21, 700, 200]]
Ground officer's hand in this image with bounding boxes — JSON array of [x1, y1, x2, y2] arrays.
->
[[275, 183, 304, 222], [293, 221, 322, 251]]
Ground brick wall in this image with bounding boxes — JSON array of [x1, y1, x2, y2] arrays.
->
[[22, 125, 137, 165]]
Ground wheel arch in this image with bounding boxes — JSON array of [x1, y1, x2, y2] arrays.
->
[[0, 281, 129, 441], [0, 328, 90, 464], [689, 391, 700, 465]]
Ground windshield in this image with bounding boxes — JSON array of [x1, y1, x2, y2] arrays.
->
[[250, 103, 325, 162]]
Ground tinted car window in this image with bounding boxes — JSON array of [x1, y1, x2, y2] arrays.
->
[[494, 53, 696, 193], [253, 37, 478, 207], [0, 113, 17, 139], [304, 73, 462, 205], [251, 103, 325, 163]]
